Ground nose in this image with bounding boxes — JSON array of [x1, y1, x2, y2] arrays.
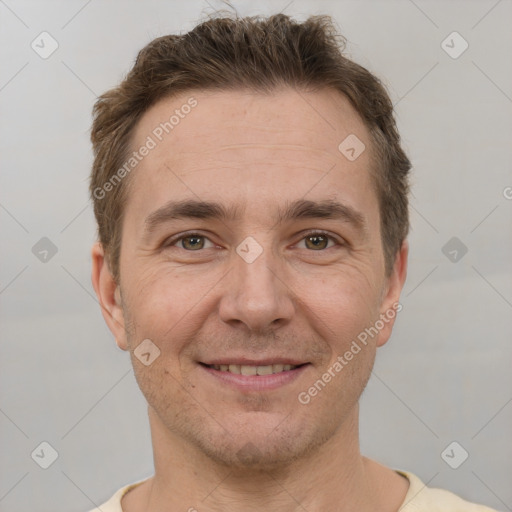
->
[[218, 240, 295, 334]]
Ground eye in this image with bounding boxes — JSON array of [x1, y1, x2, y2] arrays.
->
[[166, 233, 215, 251], [164, 230, 342, 252], [297, 231, 341, 251]]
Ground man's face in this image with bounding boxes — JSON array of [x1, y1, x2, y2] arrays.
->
[[95, 87, 406, 469]]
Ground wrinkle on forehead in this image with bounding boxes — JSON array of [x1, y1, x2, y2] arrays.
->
[[132, 87, 369, 152], [156, 143, 340, 178], [125, 87, 376, 229]]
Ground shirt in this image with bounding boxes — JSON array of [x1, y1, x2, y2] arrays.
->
[[88, 470, 500, 511]]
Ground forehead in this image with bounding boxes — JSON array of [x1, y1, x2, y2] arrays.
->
[[125, 87, 377, 229], [132, 87, 370, 167]]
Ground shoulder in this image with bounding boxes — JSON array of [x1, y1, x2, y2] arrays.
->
[[86, 479, 147, 512], [398, 470, 501, 512]]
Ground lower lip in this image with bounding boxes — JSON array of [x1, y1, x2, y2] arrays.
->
[[199, 363, 310, 392]]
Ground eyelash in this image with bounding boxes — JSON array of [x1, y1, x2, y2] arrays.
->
[[164, 230, 344, 251]]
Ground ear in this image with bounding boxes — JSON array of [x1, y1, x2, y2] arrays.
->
[[376, 240, 408, 348], [91, 241, 128, 350]]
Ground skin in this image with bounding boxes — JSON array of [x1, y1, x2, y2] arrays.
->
[[92, 87, 409, 512]]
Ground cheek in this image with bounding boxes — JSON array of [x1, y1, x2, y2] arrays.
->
[[121, 264, 201, 353], [296, 264, 383, 375], [123, 269, 200, 409], [296, 274, 379, 413], [302, 262, 381, 327], [131, 353, 198, 426]]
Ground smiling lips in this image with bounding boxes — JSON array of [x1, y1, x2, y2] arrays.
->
[[205, 363, 300, 375], [199, 360, 310, 391], [202, 358, 308, 375]]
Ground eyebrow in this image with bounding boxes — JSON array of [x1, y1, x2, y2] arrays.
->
[[143, 198, 367, 235]]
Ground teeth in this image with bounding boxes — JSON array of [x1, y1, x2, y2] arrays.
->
[[241, 365, 257, 376], [209, 363, 299, 374], [256, 365, 273, 375]]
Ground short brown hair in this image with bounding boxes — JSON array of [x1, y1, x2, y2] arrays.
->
[[90, 13, 410, 282]]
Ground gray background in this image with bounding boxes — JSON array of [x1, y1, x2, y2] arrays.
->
[[1, 0, 511, 511]]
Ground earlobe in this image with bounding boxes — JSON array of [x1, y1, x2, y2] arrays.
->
[[376, 240, 408, 348], [91, 242, 129, 351]]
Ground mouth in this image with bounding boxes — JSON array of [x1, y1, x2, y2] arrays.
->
[[202, 363, 303, 375], [198, 360, 311, 391]]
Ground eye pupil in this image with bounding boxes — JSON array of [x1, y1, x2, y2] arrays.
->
[[306, 235, 328, 250], [183, 236, 204, 250], [174, 233, 335, 252]]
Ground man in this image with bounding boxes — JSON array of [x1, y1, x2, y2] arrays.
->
[[88, 13, 498, 512]]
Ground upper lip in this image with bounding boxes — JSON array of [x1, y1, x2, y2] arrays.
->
[[200, 358, 308, 366]]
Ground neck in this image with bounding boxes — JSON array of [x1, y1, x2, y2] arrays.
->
[[123, 403, 407, 512]]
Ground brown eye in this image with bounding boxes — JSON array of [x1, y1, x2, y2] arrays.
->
[[300, 232, 339, 251], [166, 233, 214, 251], [180, 235, 205, 250]]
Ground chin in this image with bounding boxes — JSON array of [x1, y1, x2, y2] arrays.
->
[[181, 411, 341, 472]]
